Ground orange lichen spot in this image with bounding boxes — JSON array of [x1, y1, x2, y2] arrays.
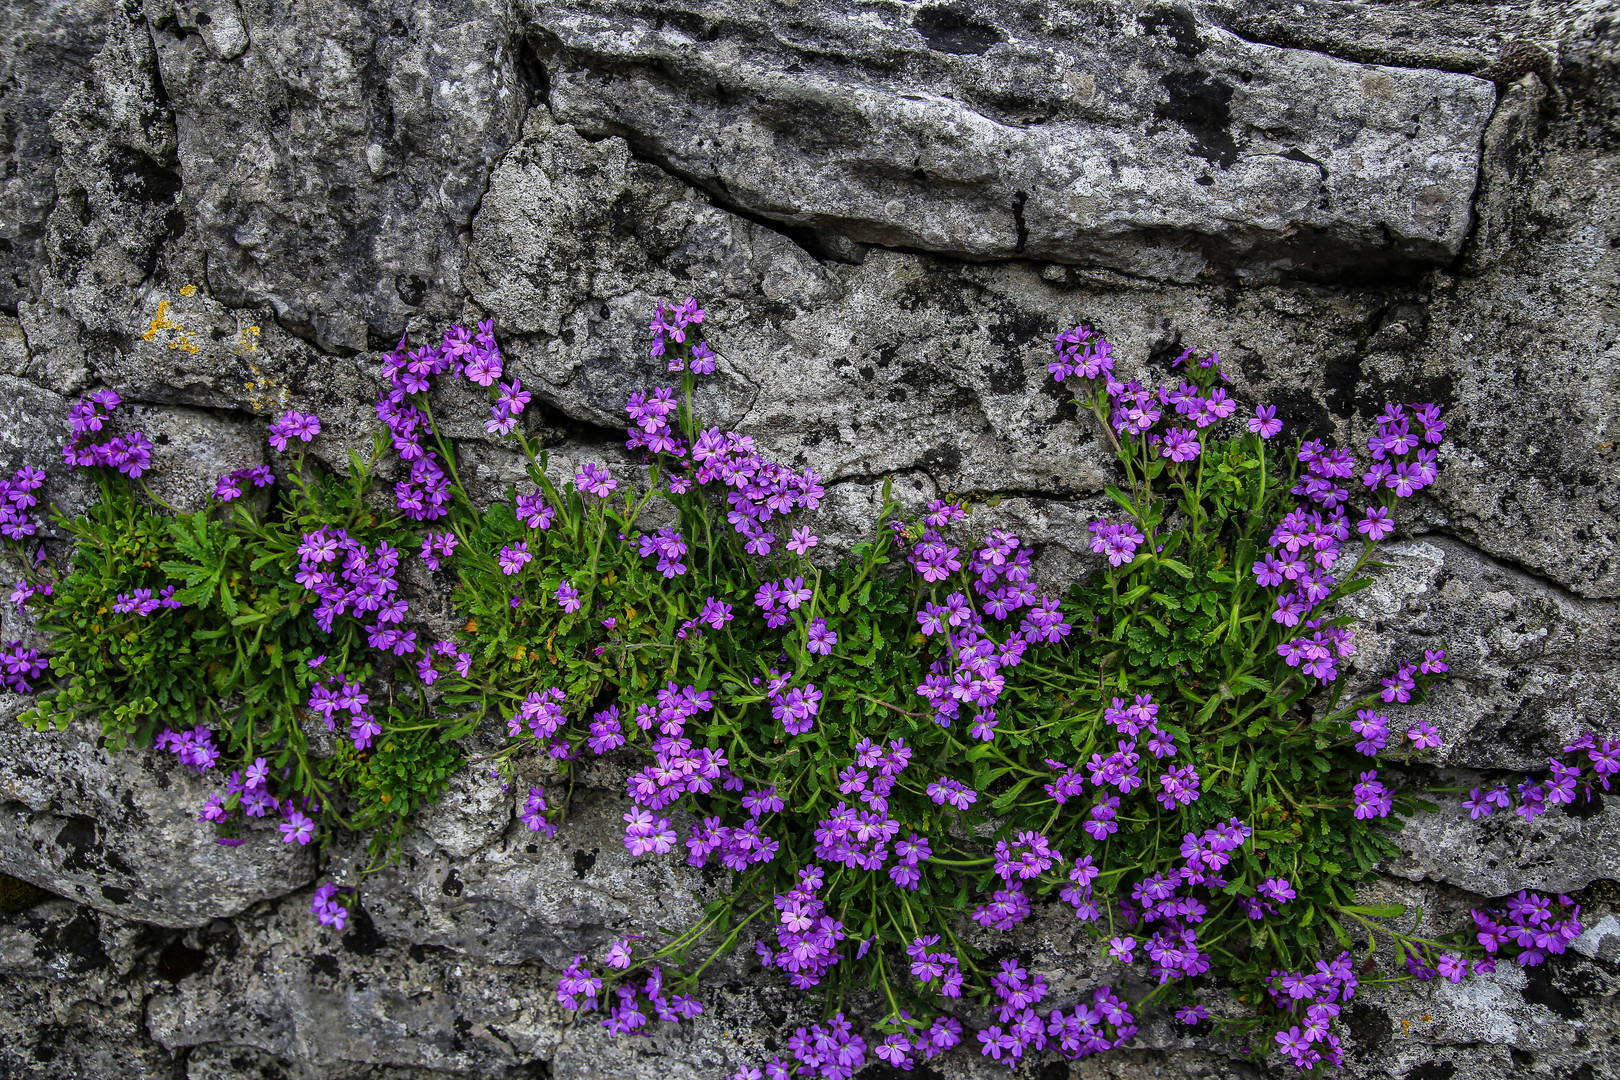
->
[[143, 298, 201, 353], [142, 300, 180, 342]]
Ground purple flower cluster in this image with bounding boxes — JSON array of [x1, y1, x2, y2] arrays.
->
[[971, 887, 1033, 930], [649, 299, 715, 373], [867, 1015, 963, 1073], [1265, 951, 1357, 1070], [266, 409, 321, 452], [978, 971, 1137, 1067], [1472, 890, 1583, 967], [993, 830, 1060, 882], [214, 465, 274, 502], [306, 673, 385, 750], [0, 466, 45, 540], [625, 386, 685, 456], [637, 525, 688, 577], [294, 528, 438, 670], [686, 814, 779, 870], [64, 390, 152, 477], [1352, 769, 1393, 819], [1088, 518, 1145, 566], [598, 965, 704, 1036], [755, 866, 846, 990], [311, 882, 350, 929], [681, 429, 824, 555], [1362, 403, 1445, 498], [111, 585, 182, 615], [0, 640, 46, 692], [748, 1011, 867, 1080], [1464, 729, 1617, 822], [909, 516, 1068, 738], [1047, 324, 1115, 382], [521, 786, 557, 837], [157, 725, 220, 771], [906, 933, 964, 997], [556, 955, 604, 1010], [1256, 508, 1350, 631], [8, 576, 53, 611], [1275, 619, 1356, 683], [767, 671, 821, 736], [376, 325, 513, 519], [509, 686, 567, 740]]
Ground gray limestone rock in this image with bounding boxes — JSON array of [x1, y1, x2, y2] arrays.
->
[[0, 0, 1614, 1076], [0, 712, 316, 927], [533, 0, 1496, 281]]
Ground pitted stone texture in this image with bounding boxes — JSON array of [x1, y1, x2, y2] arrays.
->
[[1387, 768, 1620, 895], [0, 713, 314, 927], [532, 0, 1495, 282], [0, 0, 109, 313], [144, 0, 530, 353], [145, 890, 567, 1075], [1340, 536, 1620, 771], [0, 899, 182, 1080], [363, 787, 717, 969], [127, 403, 267, 513]]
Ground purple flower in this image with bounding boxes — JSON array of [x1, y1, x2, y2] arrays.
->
[[556, 582, 582, 613], [497, 542, 532, 575], [576, 462, 617, 498], [1108, 936, 1136, 963], [267, 410, 321, 452], [279, 811, 315, 846], [1249, 404, 1283, 438], [1406, 720, 1442, 751], [1258, 877, 1296, 904], [805, 618, 837, 656], [1357, 506, 1394, 541], [1159, 427, 1201, 462]]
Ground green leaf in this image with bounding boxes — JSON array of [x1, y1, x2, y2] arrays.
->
[[1339, 903, 1407, 919]]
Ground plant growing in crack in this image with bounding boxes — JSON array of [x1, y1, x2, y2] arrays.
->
[[2, 299, 1608, 1074]]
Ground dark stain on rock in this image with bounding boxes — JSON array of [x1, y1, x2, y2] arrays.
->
[[310, 952, 341, 982], [914, 4, 1003, 56], [1138, 6, 1205, 58], [442, 867, 464, 896], [1155, 69, 1238, 169], [341, 906, 387, 956], [1345, 1002, 1393, 1050], [33, 907, 110, 973], [99, 884, 130, 905], [1564, 788, 1603, 820], [55, 815, 100, 873], [1520, 961, 1581, 1020], [573, 847, 598, 879], [1403, 1063, 1456, 1080], [156, 939, 207, 982]]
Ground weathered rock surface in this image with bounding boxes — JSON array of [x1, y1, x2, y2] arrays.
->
[[0, 0, 1617, 1076], [533, 0, 1497, 280], [0, 711, 316, 927]]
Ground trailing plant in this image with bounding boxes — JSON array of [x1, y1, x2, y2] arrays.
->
[[4, 302, 1610, 1076]]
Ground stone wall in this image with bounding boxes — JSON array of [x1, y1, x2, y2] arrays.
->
[[1, 0, 1617, 1077]]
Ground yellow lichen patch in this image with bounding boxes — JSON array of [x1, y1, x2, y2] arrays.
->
[[178, 284, 198, 297], [242, 360, 291, 413], [142, 297, 202, 354], [142, 300, 180, 342]]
